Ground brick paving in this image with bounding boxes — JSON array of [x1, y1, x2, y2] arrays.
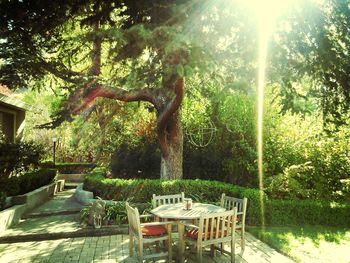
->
[[0, 188, 294, 262], [0, 233, 294, 263]]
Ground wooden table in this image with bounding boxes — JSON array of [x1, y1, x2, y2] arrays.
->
[[151, 203, 226, 262]]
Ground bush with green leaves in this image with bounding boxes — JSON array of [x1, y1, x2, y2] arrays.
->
[[84, 170, 350, 227], [40, 162, 95, 174], [104, 201, 128, 224], [0, 191, 6, 210], [264, 98, 350, 201], [0, 168, 57, 196], [110, 140, 160, 179], [0, 141, 44, 178], [80, 200, 128, 225]]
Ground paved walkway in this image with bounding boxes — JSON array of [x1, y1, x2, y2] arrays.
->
[[0, 189, 84, 238], [0, 187, 294, 262], [0, 233, 294, 263]]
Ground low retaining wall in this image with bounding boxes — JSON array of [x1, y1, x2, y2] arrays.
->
[[74, 184, 95, 206], [0, 182, 57, 233], [57, 173, 86, 183]]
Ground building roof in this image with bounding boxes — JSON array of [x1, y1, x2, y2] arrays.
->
[[0, 93, 28, 111]]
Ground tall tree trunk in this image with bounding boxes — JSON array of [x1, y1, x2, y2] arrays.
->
[[160, 112, 183, 179]]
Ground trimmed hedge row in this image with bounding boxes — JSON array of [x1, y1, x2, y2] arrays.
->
[[41, 162, 95, 174], [84, 171, 350, 227], [0, 168, 57, 196]]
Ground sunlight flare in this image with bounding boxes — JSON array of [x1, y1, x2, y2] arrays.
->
[[239, 0, 294, 228]]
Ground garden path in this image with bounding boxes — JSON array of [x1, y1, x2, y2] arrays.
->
[[0, 233, 294, 263], [0, 189, 83, 240], [0, 187, 294, 262]]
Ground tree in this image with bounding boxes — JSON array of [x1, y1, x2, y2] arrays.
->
[[269, 0, 350, 128], [2, 0, 349, 180], [0, 0, 215, 179]]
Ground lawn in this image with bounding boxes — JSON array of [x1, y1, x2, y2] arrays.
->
[[248, 226, 350, 263]]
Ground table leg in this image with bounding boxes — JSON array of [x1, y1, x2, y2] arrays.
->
[[178, 222, 185, 263]]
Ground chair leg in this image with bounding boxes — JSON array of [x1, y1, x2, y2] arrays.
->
[[167, 224, 172, 263], [241, 229, 245, 252], [197, 246, 203, 263], [138, 240, 143, 263], [129, 234, 134, 257], [231, 233, 236, 263], [210, 244, 216, 257]]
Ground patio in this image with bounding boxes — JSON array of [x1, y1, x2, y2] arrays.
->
[[0, 233, 293, 263]]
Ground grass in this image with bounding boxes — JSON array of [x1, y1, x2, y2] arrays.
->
[[247, 225, 350, 263]]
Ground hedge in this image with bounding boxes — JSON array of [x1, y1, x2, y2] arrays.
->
[[84, 170, 350, 227], [41, 162, 95, 174], [0, 168, 57, 196], [84, 171, 264, 226]]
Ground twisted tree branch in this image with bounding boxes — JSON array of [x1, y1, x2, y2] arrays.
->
[[156, 78, 184, 157]]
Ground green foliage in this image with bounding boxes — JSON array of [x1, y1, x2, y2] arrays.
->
[[182, 81, 258, 186], [80, 200, 128, 225], [110, 140, 160, 179], [0, 191, 6, 211], [43, 162, 96, 174], [0, 141, 44, 178], [264, 93, 350, 201], [264, 163, 313, 199], [104, 201, 127, 224], [0, 168, 57, 196], [80, 206, 91, 224]]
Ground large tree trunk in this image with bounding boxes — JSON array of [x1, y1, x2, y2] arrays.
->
[[160, 112, 183, 179]]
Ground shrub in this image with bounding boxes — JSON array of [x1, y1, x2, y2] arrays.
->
[[17, 168, 57, 195], [0, 168, 57, 196], [264, 110, 350, 202], [84, 169, 350, 227], [80, 201, 128, 225], [0, 177, 19, 196], [0, 141, 44, 178], [40, 162, 95, 174], [110, 141, 160, 179], [104, 202, 128, 224], [0, 191, 6, 210]]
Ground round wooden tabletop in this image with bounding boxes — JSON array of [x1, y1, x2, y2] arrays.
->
[[150, 202, 226, 220]]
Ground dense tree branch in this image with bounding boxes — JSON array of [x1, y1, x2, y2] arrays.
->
[[157, 78, 184, 157], [72, 82, 157, 113], [40, 59, 84, 84]]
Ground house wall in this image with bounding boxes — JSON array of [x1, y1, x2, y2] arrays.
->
[[0, 104, 25, 142]]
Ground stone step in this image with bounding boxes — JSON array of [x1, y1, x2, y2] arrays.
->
[[64, 183, 80, 189], [0, 225, 128, 244], [22, 209, 81, 219]]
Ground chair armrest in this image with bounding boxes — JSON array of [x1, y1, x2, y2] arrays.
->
[[141, 221, 173, 227], [139, 213, 155, 222], [140, 214, 154, 218]]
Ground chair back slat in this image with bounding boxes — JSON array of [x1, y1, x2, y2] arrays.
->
[[198, 208, 237, 242], [152, 192, 185, 208], [221, 194, 247, 226], [126, 202, 142, 238]]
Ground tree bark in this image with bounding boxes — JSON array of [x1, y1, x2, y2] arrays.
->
[[160, 111, 183, 179]]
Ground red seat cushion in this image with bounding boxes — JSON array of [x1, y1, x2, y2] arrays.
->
[[142, 225, 167, 236], [186, 229, 228, 240]]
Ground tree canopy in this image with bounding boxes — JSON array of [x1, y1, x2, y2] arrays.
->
[[1, 0, 350, 178]]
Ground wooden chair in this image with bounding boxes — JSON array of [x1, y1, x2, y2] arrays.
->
[[126, 202, 172, 262], [220, 194, 248, 251], [152, 192, 185, 208], [179, 208, 238, 263]]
